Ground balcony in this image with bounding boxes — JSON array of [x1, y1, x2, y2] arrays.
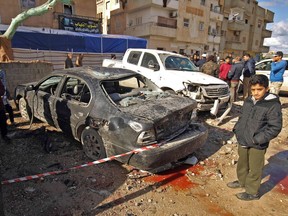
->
[[124, 22, 177, 38], [227, 20, 245, 31], [225, 41, 242, 50], [262, 29, 272, 38], [260, 46, 270, 53], [210, 10, 223, 21], [230, 1, 246, 9], [264, 10, 274, 23], [207, 34, 221, 43]]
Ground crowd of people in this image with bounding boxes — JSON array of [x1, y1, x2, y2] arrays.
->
[[189, 50, 286, 102]]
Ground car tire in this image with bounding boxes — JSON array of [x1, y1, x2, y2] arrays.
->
[[19, 98, 32, 122], [81, 127, 106, 160], [165, 89, 176, 95]]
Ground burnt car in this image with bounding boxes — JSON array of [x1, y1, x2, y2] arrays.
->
[[14, 66, 208, 172]]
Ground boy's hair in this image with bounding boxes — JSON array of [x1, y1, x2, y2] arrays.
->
[[250, 74, 269, 88]]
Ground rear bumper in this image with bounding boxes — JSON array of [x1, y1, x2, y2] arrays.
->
[[115, 123, 208, 171]]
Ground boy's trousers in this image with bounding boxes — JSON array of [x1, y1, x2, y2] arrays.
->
[[237, 145, 266, 195]]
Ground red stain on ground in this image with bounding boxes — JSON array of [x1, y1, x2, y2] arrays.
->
[[276, 176, 288, 195], [144, 164, 204, 190]]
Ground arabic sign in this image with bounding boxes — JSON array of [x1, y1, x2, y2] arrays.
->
[[58, 15, 101, 34]]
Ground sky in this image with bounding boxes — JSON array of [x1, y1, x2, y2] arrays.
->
[[258, 0, 288, 54]]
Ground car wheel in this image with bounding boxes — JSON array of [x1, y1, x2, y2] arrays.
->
[[165, 89, 176, 95], [19, 98, 31, 122], [81, 127, 106, 160]]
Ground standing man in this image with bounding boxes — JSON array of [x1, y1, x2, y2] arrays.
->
[[201, 55, 218, 77], [65, 53, 74, 69], [0, 79, 10, 142], [270, 51, 287, 95], [227, 75, 282, 201], [227, 56, 244, 102], [242, 53, 256, 100], [196, 53, 207, 70]]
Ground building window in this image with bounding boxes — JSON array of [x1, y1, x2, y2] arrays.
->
[[199, 22, 204, 31], [64, 4, 73, 15], [245, 19, 248, 24], [136, 17, 142, 25], [242, 37, 246, 43], [184, 18, 189, 27], [258, 20, 262, 28], [200, 0, 206, 6], [179, 49, 185, 54]]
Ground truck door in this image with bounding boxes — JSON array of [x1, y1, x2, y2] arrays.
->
[[137, 52, 162, 86]]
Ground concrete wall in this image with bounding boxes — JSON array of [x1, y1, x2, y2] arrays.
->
[[0, 62, 53, 98]]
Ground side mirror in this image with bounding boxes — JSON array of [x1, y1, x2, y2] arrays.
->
[[148, 63, 160, 71]]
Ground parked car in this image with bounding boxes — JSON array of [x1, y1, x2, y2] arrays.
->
[[103, 49, 230, 115], [14, 66, 208, 172], [255, 58, 288, 92]]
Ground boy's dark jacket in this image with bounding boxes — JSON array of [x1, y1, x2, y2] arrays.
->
[[233, 93, 282, 149]]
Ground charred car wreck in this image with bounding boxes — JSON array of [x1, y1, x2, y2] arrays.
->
[[14, 66, 208, 172]]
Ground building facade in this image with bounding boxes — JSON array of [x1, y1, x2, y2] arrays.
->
[[0, 0, 101, 34], [98, 0, 273, 58]]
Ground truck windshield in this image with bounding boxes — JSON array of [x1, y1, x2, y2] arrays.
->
[[159, 54, 199, 71]]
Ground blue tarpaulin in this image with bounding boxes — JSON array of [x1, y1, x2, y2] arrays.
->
[[0, 25, 147, 53]]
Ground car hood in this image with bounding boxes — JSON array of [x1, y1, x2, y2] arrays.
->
[[119, 92, 196, 122], [164, 70, 226, 85]]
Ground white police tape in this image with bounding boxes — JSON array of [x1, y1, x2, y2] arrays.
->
[[1, 143, 161, 185]]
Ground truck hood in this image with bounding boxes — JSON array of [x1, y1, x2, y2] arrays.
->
[[163, 70, 226, 86]]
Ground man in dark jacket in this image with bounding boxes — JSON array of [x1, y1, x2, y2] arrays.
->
[[227, 75, 282, 201], [0, 79, 10, 142], [242, 53, 255, 100], [227, 56, 244, 102]]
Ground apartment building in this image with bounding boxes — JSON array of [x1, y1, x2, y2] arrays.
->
[[220, 0, 274, 57], [98, 0, 273, 58], [0, 0, 100, 33]]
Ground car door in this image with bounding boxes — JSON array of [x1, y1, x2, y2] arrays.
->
[[54, 76, 92, 137], [34, 75, 63, 126]]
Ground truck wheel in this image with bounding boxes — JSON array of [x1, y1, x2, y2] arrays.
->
[[81, 127, 106, 160], [19, 98, 31, 122]]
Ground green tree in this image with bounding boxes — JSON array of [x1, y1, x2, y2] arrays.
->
[[0, 0, 72, 62]]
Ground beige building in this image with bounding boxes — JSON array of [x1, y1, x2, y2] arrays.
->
[[0, 0, 100, 33], [220, 0, 274, 57], [98, 0, 273, 58]]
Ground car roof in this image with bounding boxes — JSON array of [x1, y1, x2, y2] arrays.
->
[[127, 48, 184, 57], [52, 66, 137, 80]]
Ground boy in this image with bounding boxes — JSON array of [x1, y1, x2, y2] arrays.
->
[[227, 74, 282, 201]]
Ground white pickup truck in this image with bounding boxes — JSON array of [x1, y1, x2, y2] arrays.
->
[[103, 49, 230, 115]]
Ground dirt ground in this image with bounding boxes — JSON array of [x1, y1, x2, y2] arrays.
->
[[0, 96, 287, 216]]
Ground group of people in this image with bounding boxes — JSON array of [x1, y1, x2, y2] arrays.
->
[[65, 53, 84, 68], [195, 51, 287, 102], [190, 50, 286, 201]]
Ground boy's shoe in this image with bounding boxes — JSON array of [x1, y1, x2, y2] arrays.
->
[[227, 180, 243, 189], [236, 192, 260, 201]]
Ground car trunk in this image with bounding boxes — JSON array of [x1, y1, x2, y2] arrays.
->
[[118, 92, 196, 141]]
